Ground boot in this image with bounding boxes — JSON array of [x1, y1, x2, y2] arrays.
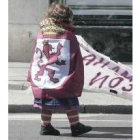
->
[[40, 124, 60, 136], [71, 122, 92, 137]]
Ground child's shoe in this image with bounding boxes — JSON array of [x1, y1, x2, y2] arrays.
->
[[71, 122, 92, 137], [40, 124, 60, 136]]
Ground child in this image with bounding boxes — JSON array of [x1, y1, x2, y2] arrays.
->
[[27, 2, 92, 137]]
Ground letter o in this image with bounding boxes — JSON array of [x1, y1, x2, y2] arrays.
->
[[109, 77, 124, 88]]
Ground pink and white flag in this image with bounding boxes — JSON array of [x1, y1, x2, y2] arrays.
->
[[76, 35, 132, 100]]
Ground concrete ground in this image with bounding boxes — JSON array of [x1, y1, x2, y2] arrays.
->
[[8, 62, 132, 114], [8, 62, 133, 139], [9, 113, 132, 140]]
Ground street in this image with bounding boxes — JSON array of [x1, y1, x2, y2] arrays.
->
[[9, 113, 132, 140]]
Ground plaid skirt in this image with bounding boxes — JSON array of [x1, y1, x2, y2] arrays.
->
[[34, 97, 79, 111]]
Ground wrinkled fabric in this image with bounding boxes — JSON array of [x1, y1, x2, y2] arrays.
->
[[27, 18, 84, 99], [34, 97, 79, 111]]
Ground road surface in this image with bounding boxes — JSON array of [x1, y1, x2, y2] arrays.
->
[[9, 113, 132, 140]]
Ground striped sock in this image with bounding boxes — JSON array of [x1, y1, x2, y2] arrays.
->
[[41, 108, 52, 126], [66, 110, 79, 126]]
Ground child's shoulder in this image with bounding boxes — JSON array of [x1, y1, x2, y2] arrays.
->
[[65, 29, 77, 40]]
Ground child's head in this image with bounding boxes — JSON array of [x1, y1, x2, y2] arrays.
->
[[45, 2, 73, 25]]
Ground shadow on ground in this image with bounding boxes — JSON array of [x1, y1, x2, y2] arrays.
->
[[57, 127, 132, 139]]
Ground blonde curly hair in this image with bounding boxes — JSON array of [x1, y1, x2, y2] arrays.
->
[[45, 2, 73, 25]]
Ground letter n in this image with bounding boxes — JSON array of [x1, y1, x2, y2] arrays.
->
[[89, 72, 109, 88]]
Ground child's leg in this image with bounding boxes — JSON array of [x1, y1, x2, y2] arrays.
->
[[66, 109, 92, 137], [66, 110, 79, 126], [40, 108, 60, 135], [41, 108, 52, 126]]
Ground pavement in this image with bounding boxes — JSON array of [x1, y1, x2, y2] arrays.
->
[[9, 113, 132, 140], [8, 62, 132, 114]]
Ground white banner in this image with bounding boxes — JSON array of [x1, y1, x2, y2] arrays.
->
[[76, 35, 132, 100]]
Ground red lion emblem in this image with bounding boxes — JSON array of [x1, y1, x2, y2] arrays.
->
[[34, 40, 66, 83]]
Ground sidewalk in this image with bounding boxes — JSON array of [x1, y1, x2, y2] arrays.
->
[[8, 62, 132, 114]]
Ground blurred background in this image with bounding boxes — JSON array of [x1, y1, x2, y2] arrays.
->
[[8, 0, 132, 62]]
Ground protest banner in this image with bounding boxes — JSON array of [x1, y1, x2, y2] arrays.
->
[[76, 35, 132, 100]]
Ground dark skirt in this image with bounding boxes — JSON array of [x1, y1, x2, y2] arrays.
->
[[34, 97, 79, 111]]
